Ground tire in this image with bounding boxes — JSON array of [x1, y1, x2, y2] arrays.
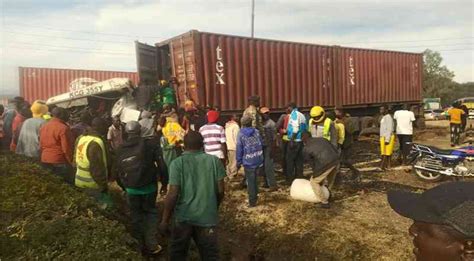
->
[[412, 166, 444, 182]]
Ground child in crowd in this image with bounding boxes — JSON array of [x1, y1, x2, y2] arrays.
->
[[237, 116, 264, 208]]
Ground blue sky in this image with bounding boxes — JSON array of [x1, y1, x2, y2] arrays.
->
[[1, 0, 472, 96]]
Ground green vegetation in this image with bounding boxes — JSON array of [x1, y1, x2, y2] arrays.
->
[[0, 153, 140, 260], [423, 49, 473, 105]]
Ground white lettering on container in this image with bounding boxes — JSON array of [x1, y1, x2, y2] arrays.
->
[[349, 56, 355, 86], [216, 46, 225, 85]]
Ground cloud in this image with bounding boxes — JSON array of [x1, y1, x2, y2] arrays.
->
[[1, 0, 472, 96]]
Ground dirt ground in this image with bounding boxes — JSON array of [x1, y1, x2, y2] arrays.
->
[[3, 119, 470, 260], [147, 120, 462, 260]]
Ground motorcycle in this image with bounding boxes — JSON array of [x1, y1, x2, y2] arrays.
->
[[408, 124, 474, 182]]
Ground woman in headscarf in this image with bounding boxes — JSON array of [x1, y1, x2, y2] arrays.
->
[[16, 100, 49, 159]]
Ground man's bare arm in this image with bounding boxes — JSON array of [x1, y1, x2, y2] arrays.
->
[[161, 185, 180, 224], [217, 180, 225, 208]]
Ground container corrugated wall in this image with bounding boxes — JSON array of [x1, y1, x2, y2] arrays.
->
[[166, 31, 422, 112], [335, 48, 422, 106], [195, 32, 335, 111], [19, 67, 139, 102]]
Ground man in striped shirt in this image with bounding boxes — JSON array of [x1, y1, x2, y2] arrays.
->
[[199, 110, 227, 164]]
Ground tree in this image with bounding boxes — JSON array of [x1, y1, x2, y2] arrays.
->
[[422, 49, 456, 105]]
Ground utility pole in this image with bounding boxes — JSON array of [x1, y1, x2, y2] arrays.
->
[[251, 0, 255, 38]]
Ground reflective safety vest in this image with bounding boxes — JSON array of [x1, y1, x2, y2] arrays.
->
[[309, 118, 332, 141], [75, 135, 108, 189]]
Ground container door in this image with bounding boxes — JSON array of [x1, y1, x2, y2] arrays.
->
[[169, 33, 199, 107], [135, 41, 158, 84]]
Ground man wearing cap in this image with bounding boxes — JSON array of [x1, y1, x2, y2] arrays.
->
[[388, 181, 474, 260], [199, 110, 227, 164], [116, 121, 163, 257], [16, 101, 48, 159], [261, 107, 277, 191]]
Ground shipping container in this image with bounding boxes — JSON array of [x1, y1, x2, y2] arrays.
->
[[136, 30, 423, 112], [19, 67, 139, 103]]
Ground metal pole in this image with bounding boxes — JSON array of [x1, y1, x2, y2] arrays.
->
[[251, 0, 255, 38]]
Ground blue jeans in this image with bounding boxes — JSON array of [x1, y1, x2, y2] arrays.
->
[[170, 222, 219, 261], [127, 191, 159, 252], [263, 146, 277, 187], [245, 168, 259, 205]]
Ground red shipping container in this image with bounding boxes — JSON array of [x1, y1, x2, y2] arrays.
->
[[137, 30, 423, 112], [19, 67, 139, 102]]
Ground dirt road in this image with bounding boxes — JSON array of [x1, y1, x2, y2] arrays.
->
[[212, 121, 466, 260]]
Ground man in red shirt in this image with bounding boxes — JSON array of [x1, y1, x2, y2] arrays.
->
[[39, 107, 74, 184]]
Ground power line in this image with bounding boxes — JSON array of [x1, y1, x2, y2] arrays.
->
[[7, 41, 131, 53], [4, 46, 134, 56], [337, 36, 474, 45], [437, 48, 474, 52], [2, 30, 132, 44], [375, 42, 473, 49], [6, 22, 160, 38], [5, 23, 474, 46]]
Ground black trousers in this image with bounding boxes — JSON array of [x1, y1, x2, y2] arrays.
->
[[170, 222, 219, 261], [285, 141, 304, 182], [128, 191, 159, 252], [397, 135, 413, 160], [340, 145, 359, 176], [280, 140, 288, 176], [461, 117, 467, 132]]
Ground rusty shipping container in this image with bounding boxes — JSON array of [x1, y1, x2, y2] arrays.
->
[[19, 67, 139, 102], [136, 30, 423, 112]]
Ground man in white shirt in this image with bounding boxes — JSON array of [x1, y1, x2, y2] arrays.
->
[[225, 114, 240, 177], [393, 104, 416, 165]]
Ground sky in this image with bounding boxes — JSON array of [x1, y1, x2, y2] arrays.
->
[[0, 0, 473, 96]]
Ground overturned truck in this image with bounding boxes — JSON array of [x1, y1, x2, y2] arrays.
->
[[46, 78, 140, 123]]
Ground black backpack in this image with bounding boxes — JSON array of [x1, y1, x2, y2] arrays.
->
[[117, 139, 154, 188]]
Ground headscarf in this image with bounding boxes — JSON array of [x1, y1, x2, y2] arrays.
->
[[30, 100, 48, 118]]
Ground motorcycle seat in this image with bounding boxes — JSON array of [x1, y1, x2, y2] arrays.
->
[[426, 146, 454, 155]]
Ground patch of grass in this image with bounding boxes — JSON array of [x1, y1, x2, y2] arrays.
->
[[0, 153, 140, 260]]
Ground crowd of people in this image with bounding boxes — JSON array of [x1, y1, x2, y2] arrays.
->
[[0, 90, 471, 260]]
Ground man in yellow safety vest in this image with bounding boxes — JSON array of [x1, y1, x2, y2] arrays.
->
[[308, 106, 338, 148], [75, 117, 111, 209]]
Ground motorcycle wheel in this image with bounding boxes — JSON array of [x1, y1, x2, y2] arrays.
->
[[412, 167, 444, 182]]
